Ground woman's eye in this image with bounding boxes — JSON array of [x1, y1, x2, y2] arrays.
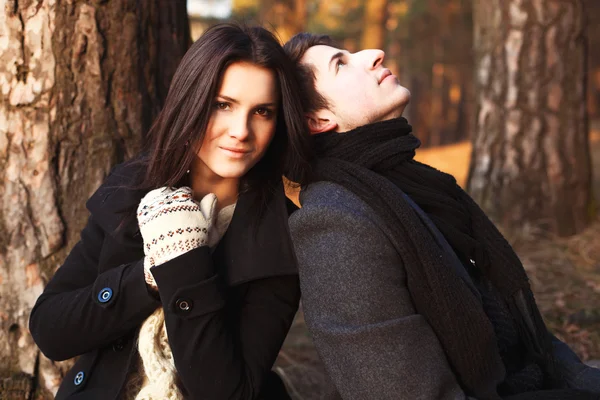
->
[[336, 59, 345, 71], [216, 102, 230, 110], [255, 108, 273, 117]]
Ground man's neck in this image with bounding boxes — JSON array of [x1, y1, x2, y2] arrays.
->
[[336, 113, 406, 134]]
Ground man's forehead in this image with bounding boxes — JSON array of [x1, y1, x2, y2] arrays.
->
[[301, 45, 344, 72]]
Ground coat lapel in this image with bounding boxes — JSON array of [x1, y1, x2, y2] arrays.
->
[[212, 183, 299, 286]]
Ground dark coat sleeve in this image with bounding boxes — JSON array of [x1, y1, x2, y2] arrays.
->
[[29, 215, 160, 361], [289, 182, 469, 400], [150, 247, 300, 399], [551, 335, 600, 392]]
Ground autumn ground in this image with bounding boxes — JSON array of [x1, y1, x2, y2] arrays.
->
[[277, 130, 600, 398]]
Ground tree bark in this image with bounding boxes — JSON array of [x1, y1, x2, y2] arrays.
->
[[0, 1, 189, 398], [468, 0, 592, 237]]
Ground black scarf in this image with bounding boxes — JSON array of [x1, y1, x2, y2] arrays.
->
[[310, 117, 570, 399]]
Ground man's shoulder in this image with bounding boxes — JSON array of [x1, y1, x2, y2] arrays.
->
[[290, 181, 382, 230], [298, 181, 369, 212]]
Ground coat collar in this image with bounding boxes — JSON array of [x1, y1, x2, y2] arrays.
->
[[212, 183, 299, 286], [87, 160, 298, 286], [86, 160, 146, 248]]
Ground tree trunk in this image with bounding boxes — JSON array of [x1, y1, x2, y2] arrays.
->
[[361, 0, 387, 49], [584, 0, 600, 120], [0, 1, 189, 398], [468, 0, 592, 237]]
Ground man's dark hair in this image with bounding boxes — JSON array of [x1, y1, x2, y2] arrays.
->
[[284, 33, 336, 113]]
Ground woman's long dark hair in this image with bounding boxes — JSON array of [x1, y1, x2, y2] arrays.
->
[[137, 23, 311, 209]]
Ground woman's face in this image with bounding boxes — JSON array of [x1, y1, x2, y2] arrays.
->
[[196, 61, 279, 181]]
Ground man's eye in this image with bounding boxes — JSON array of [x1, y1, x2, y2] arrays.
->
[[216, 102, 230, 110]]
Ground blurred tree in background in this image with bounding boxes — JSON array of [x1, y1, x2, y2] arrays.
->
[[361, 0, 388, 49], [585, 0, 600, 123], [468, 0, 592, 237], [232, 0, 307, 41], [387, 0, 474, 147]]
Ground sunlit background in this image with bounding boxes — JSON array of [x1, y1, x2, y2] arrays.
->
[[186, 0, 600, 152]]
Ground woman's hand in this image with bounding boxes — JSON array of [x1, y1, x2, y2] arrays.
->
[[137, 187, 217, 288]]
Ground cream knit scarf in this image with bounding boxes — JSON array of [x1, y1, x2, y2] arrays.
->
[[123, 203, 236, 400]]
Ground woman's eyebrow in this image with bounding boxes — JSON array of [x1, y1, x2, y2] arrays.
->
[[216, 95, 239, 104], [218, 94, 276, 108]]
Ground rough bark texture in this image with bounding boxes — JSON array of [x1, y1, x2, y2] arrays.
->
[[468, 0, 592, 237], [0, 0, 190, 398]]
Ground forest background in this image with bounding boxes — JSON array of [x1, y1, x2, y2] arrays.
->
[[0, 0, 598, 398]]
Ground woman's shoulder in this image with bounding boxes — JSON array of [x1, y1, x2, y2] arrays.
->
[[85, 157, 147, 237]]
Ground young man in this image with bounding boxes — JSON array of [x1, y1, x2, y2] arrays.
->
[[284, 33, 600, 400]]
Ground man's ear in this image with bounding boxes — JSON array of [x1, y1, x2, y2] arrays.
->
[[306, 110, 337, 135]]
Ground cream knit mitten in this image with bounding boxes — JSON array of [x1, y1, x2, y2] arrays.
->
[[136, 186, 217, 288]]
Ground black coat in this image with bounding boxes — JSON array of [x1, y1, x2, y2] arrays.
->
[[29, 161, 300, 399]]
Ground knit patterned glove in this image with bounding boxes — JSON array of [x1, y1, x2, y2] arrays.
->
[[137, 187, 217, 289]]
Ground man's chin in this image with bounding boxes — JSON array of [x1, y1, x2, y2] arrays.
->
[[383, 101, 409, 121], [397, 86, 411, 106]]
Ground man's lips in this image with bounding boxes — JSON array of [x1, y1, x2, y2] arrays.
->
[[378, 69, 393, 84]]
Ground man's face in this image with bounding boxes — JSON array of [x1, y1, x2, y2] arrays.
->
[[302, 45, 411, 132]]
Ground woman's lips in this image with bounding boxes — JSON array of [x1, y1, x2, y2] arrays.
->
[[219, 146, 251, 158]]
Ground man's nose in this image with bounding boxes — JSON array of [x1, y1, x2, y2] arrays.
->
[[357, 49, 385, 70]]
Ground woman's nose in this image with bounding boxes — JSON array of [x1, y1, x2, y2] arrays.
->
[[228, 115, 250, 141]]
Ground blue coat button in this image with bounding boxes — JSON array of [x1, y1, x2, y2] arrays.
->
[[74, 371, 85, 386], [98, 287, 113, 303]]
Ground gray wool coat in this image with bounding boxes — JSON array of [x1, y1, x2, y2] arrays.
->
[[289, 181, 600, 400]]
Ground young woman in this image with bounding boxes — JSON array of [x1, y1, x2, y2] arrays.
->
[[29, 24, 310, 400]]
